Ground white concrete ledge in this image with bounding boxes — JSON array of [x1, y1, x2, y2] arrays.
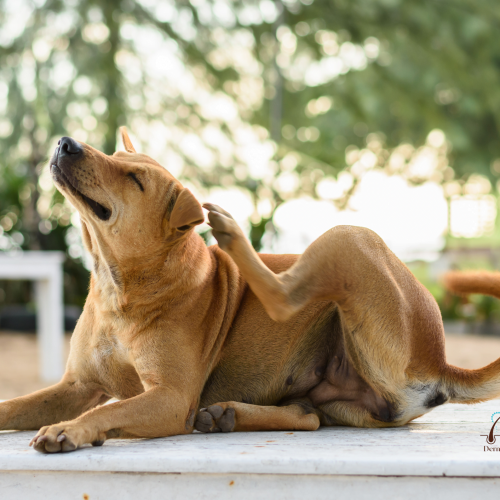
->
[[2, 400, 500, 499]]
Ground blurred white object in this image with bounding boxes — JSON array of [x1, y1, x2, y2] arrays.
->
[[270, 172, 448, 262], [450, 194, 497, 238], [0, 251, 64, 382]]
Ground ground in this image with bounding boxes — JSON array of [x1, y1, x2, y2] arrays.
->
[[0, 332, 71, 400], [1, 331, 500, 400]]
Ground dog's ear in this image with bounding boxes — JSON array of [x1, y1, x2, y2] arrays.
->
[[120, 126, 136, 153], [170, 188, 204, 231]]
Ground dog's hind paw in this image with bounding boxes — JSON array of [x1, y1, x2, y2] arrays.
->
[[202, 203, 241, 251], [195, 405, 235, 433]]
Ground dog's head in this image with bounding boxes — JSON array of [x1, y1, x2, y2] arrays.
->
[[50, 128, 204, 263]]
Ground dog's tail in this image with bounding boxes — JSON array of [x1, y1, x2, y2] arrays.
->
[[441, 270, 500, 403], [443, 360, 500, 404], [442, 270, 500, 299]]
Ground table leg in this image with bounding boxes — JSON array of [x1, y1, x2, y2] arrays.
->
[[35, 271, 64, 382]]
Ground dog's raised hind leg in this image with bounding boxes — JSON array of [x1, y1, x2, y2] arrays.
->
[[204, 203, 312, 321], [204, 203, 356, 322]]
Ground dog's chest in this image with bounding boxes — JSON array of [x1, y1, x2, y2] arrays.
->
[[89, 329, 144, 398], [91, 332, 130, 364]]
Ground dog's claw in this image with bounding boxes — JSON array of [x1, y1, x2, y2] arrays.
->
[[29, 435, 42, 447], [202, 203, 234, 220]]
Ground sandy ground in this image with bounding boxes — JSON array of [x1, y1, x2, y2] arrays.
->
[[1, 331, 500, 400], [0, 332, 72, 400]]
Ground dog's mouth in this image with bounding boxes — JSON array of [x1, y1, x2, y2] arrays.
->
[[51, 164, 112, 221]]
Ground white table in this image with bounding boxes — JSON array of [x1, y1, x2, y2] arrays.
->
[[0, 251, 65, 381], [1, 399, 500, 499]]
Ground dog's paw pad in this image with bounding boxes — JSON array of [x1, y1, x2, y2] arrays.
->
[[195, 405, 235, 433], [207, 404, 224, 419], [217, 408, 235, 432]]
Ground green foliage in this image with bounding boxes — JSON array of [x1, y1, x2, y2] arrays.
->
[[246, 0, 500, 182], [1, 0, 500, 307]]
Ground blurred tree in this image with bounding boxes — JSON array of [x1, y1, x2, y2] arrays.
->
[[0, 0, 500, 307], [251, 0, 500, 181]]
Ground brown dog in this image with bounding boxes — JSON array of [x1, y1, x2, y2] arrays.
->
[[0, 128, 499, 453]]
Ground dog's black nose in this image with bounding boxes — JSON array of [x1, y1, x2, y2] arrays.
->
[[59, 137, 82, 157]]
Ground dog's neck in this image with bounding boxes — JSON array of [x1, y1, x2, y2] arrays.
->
[[88, 230, 212, 316]]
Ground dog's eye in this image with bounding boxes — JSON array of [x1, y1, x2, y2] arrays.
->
[[127, 172, 144, 192]]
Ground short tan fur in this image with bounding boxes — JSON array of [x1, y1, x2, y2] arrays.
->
[[0, 130, 499, 452]]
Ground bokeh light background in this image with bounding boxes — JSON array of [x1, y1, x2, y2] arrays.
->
[[1, 0, 500, 323]]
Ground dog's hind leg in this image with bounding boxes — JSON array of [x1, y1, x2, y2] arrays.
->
[[204, 202, 332, 322], [194, 400, 320, 433], [0, 378, 108, 431], [203, 203, 449, 421], [204, 204, 417, 327]]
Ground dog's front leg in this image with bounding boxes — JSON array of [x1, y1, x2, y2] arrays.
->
[[30, 387, 193, 453], [0, 377, 108, 431]]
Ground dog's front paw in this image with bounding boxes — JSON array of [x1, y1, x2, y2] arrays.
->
[[202, 204, 242, 251], [195, 404, 235, 433], [29, 422, 105, 453]]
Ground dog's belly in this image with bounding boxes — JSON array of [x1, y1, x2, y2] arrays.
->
[[201, 294, 395, 424], [200, 293, 339, 407]]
